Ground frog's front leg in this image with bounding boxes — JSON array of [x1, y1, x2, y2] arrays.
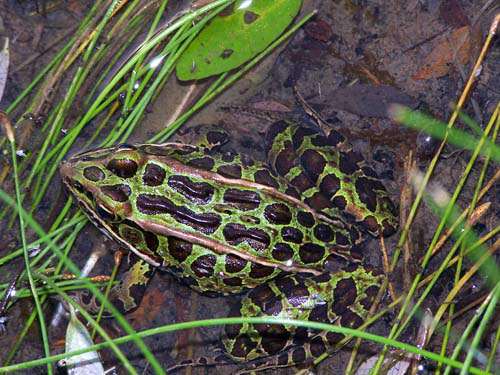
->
[[70, 257, 155, 315]]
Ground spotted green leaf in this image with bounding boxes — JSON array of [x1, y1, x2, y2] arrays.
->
[[176, 0, 302, 81]]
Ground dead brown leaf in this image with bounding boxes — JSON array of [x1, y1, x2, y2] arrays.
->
[[414, 26, 471, 80], [127, 286, 166, 327]]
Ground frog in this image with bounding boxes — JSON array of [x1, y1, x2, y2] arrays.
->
[[60, 119, 397, 371]]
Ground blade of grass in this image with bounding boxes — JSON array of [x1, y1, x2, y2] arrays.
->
[[0, 317, 493, 375], [442, 282, 500, 375], [1, 113, 52, 374], [0, 188, 165, 374]]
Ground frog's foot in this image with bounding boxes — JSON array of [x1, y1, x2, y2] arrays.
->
[[165, 353, 230, 372], [230, 351, 315, 375], [66, 258, 155, 316]]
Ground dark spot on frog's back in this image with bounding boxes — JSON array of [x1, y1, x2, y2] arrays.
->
[[221, 153, 235, 163], [332, 195, 347, 210], [273, 275, 295, 294], [308, 303, 328, 323], [361, 165, 379, 178], [361, 215, 379, 235], [326, 331, 344, 346], [313, 224, 334, 243], [382, 216, 397, 236], [332, 277, 357, 315], [250, 284, 279, 312], [265, 120, 288, 152], [106, 158, 138, 178], [300, 149, 326, 182], [230, 335, 258, 359], [168, 237, 192, 263], [168, 175, 214, 204], [341, 310, 364, 328], [309, 133, 331, 148], [140, 145, 173, 156], [292, 347, 306, 363], [264, 203, 292, 225], [83, 166, 105, 182], [260, 326, 289, 355], [272, 243, 294, 261], [253, 169, 279, 188], [136, 193, 221, 234], [223, 189, 260, 210], [319, 173, 340, 196], [304, 192, 330, 211], [281, 226, 303, 244], [354, 176, 378, 212], [290, 172, 315, 193], [224, 306, 243, 339], [327, 129, 346, 146], [291, 126, 315, 148], [143, 163, 166, 186], [274, 141, 296, 176], [310, 336, 326, 357], [249, 263, 275, 279], [68, 179, 85, 193], [223, 277, 243, 287], [339, 151, 362, 175], [223, 223, 271, 250], [360, 285, 380, 309], [187, 156, 215, 170], [225, 254, 247, 273], [297, 211, 315, 228], [240, 154, 255, 167], [190, 254, 216, 278], [298, 243, 325, 264], [101, 184, 131, 202], [217, 164, 242, 179]]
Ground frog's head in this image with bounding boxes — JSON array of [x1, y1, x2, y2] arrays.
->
[[61, 144, 167, 265], [60, 144, 141, 228]]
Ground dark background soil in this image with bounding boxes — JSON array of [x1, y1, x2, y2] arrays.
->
[[0, 0, 499, 374]]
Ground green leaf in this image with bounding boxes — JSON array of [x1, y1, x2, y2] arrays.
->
[[176, 0, 302, 80]]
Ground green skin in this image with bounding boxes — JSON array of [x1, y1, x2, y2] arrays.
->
[[60, 120, 397, 369]]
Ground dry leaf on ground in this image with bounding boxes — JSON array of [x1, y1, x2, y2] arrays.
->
[[127, 286, 166, 327], [414, 26, 471, 80]]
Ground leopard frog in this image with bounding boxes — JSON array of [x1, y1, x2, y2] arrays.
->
[[60, 120, 397, 369]]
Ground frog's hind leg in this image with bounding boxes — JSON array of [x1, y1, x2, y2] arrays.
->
[[265, 120, 398, 237]]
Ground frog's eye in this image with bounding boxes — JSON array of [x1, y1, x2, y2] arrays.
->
[[95, 203, 118, 222]]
